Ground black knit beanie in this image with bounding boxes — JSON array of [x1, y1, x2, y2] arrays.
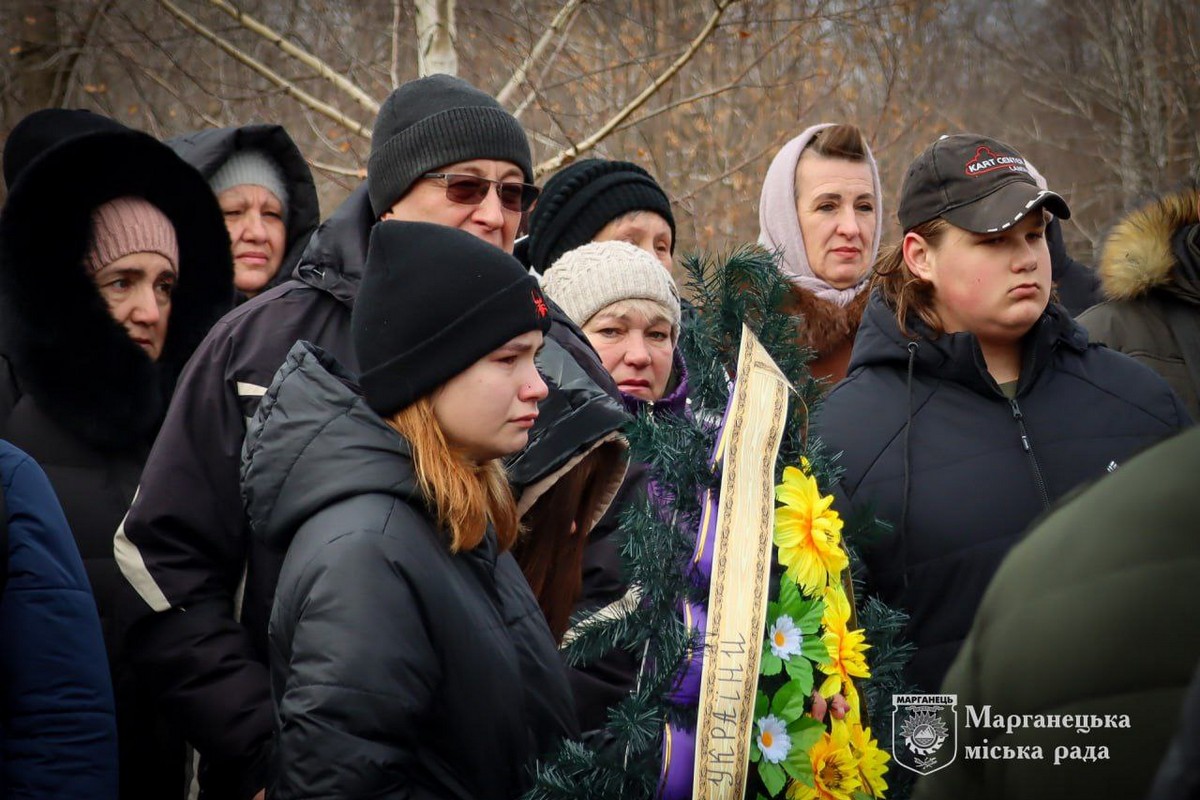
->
[[522, 158, 675, 273], [367, 74, 533, 218], [353, 221, 552, 416]]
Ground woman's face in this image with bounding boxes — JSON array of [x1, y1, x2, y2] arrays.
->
[[432, 330, 548, 462], [794, 152, 876, 288], [906, 211, 1051, 343], [582, 303, 674, 402], [218, 184, 287, 298], [593, 211, 674, 270], [92, 251, 176, 361]]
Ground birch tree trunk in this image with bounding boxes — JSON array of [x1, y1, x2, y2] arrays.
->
[[415, 0, 458, 77]]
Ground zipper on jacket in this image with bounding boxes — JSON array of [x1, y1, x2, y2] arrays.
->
[[1008, 397, 1050, 509]]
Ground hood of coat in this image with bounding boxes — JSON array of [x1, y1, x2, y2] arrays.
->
[[504, 330, 629, 532], [242, 340, 425, 552], [168, 124, 321, 294], [0, 127, 234, 451], [1098, 186, 1200, 303], [848, 291, 1088, 396], [289, 183, 374, 309]]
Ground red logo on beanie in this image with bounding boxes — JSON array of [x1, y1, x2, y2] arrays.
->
[[532, 290, 548, 318], [964, 146, 1029, 177]]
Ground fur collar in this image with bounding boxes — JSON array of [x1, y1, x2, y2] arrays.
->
[[1099, 186, 1200, 300], [782, 282, 870, 356], [0, 127, 233, 451]]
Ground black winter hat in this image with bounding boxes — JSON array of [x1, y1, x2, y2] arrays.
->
[[4, 108, 128, 189], [521, 158, 675, 273], [367, 74, 532, 218], [354, 221, 551, 416]]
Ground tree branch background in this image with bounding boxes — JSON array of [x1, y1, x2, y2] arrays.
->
[[3, 0, 1198, 266]]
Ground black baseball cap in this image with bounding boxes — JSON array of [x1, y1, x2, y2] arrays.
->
[[898, 134, 1071, 233]]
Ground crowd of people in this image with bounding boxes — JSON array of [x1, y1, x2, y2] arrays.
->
[[0, 71, 1197, 800]]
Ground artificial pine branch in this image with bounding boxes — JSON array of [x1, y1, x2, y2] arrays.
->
[[526, 246, 915, 800]]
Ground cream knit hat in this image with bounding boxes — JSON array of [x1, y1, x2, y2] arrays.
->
[[541, 240, 681, 331]]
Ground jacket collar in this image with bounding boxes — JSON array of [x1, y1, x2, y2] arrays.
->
[[291, 184, 375, 308], [850, 291, 1088, 397]]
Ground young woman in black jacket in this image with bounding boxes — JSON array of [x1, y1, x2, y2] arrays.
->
[[815, 133, 1189, 694], [242, 221, 577, 799]]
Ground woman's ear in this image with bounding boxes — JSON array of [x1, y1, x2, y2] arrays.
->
[[903, 231, 934, 282]]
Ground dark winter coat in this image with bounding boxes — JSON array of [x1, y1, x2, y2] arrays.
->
[[1146, 654, 1200, 800], [0, 118, 233, 799], [505, 312, 632, 732], [168, 124, 321, 298], [117, 183, 624, 798], [912, 424, 1200, 800], [116, 184, 372, 799], [565, 351, 692, 731], [0, 440, 118, 799], [242, 342, 578, 799], [815, 292, 1189, 692], [1047, 217, 1102, 316], [1078, 187, 1200, 418]]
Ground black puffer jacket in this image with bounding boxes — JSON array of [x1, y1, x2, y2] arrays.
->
[[815, 292, 1189, 691], [168, 124, 321, 298], [0, 112, 234, 799], [243, 342, 578, 799], [117, 183, 624, 798], [116, 185, 372, 798]]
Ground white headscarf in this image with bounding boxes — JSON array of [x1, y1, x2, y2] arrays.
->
[[757, 123, 884, 307]]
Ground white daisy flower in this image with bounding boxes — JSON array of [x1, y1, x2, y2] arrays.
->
[[756, 714, 791, 764], [768, 614, 803, 659]]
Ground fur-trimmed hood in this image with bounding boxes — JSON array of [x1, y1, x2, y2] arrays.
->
[[1098, 186, 1200, 302], [168, 124, 320, 294], [0, 119, 234, 451]]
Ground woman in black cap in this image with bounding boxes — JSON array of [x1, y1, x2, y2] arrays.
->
[[814, 133, 1189, 694], [242, 221, 577, 799], [519, 157, 676, 273]]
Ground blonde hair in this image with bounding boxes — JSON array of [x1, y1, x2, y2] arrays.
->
[[588, 297, 680, 344], [386, 397, 520, 553]]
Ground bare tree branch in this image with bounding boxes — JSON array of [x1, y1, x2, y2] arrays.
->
[[495, 0, 586, 105], [534, 0, 741, 177], [57, 0, 116, 108], [132, 61, 223, 127], [206, 0, 381, 113], [308, 158, 366, 179], [157, 0, 372, 139]]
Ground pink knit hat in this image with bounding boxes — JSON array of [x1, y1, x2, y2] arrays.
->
[[85, 196, 179, 274]]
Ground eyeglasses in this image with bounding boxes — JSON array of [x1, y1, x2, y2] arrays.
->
[[421, 173, 540, 213]]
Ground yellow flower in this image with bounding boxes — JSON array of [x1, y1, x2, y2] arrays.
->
[[774, 466, 848, 594], [785, 721, 861, 800], [844, 719, 890, 798], [817, 585, 870, 699]]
